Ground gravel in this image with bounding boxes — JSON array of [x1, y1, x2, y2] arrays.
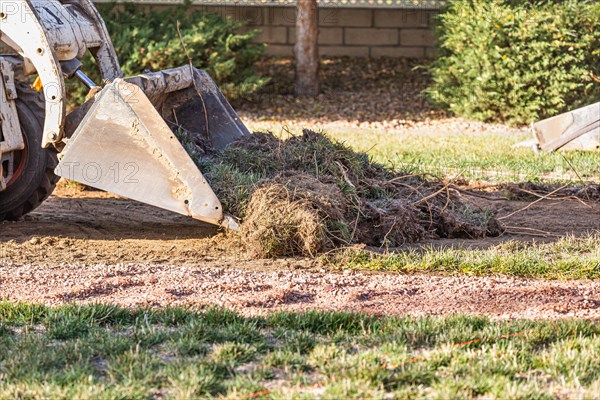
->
[[1, 262, 598, 320]]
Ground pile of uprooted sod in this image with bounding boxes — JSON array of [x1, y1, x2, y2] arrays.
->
[[184, 130, 502, 258]]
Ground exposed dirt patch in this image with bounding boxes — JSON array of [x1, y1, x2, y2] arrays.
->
[[0, 182, 598, 320], [1, 182, 598, 266]]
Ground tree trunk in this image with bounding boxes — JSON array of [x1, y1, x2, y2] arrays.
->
[[295, 0, 319, 97]]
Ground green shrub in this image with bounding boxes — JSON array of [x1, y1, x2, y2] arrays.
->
[[427, 0, 600, 125], [70, 3, 267, 105]]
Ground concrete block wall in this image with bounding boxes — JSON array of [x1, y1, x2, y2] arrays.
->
[[0, 5, 439, 59], [188, 6, 439, 58]]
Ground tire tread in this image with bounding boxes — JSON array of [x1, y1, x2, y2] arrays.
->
[[1, 84, 58, 221]]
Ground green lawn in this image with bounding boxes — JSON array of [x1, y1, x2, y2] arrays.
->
[[333, 131, 599, 183], [0, 303, 598, 399], [246, 123, 600, 184], [324, 235, 600, 280]]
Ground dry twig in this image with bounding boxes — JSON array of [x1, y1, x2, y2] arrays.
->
[[498, 185, 568, 221], [412, 182, 451, 206], [503, 225, 561, 237]]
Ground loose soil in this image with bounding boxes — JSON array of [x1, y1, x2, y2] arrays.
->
[[1, 182, 598, 320]]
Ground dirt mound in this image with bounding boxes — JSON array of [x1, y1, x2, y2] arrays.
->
[[191, 130, 501, 258]]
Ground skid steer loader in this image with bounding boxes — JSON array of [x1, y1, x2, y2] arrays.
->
[[0, 0, 247, 229]]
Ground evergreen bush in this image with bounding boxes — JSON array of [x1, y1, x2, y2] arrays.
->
[[427, 0, 600, 125]]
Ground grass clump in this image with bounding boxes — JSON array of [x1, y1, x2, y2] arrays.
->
[[242, 171, 351, 257], [194, 130, 502, 258]]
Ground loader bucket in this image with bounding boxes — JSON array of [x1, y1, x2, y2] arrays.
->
[[533, 102, 600, 152], [124, 66, 250, 151], [55, 73, 243, 230]]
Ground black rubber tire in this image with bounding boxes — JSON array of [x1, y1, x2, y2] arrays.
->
[[0, 85, 58, 221]]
